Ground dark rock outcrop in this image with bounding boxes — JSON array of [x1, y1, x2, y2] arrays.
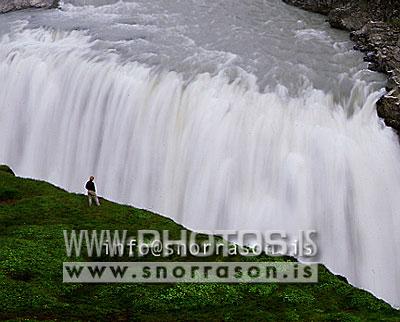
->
[[0, 0, 58, 14], [282, 0, 348, 15], [351, 22, 400, 132], [283, 0, 400, 134], [328, 3, 369, 31], [283, 0, 400, 26]]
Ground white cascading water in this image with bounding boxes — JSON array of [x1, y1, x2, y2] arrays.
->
[[0, 0, 399, 307]]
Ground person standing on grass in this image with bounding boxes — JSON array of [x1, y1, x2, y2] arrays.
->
[[85, 176, 100, 206]]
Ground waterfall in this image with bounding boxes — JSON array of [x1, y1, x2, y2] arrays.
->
[[1, 23, 400, 307]]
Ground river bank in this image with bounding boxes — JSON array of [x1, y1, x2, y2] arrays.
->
[[0, 0, 57, 14], [283, 0, 400, 134], [1, 164, 399, 320]]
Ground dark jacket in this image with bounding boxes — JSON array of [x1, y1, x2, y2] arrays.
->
[[85, 180, 96, 192]]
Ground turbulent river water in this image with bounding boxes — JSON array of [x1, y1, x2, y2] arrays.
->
[[0, 0, 399, 307]]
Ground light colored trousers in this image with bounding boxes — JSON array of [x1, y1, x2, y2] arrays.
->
[[88, 191, 100, 206]]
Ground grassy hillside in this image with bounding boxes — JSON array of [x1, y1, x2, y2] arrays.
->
[[0, 165, 399, 321]]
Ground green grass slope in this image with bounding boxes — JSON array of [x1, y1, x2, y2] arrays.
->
[[0, 165, 399, 321]]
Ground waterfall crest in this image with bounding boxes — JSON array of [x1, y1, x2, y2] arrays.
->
[[1, 25, 400, 307]]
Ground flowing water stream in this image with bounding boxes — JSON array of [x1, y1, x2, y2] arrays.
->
[[0, 0, 399, 307]]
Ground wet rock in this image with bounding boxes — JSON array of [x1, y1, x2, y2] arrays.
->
[[328, 4, 368, 31], [386, 76, 399, 92], [282, 0, 347, 15], [0, 0, 58, 14], [377, 93, 400, 133]]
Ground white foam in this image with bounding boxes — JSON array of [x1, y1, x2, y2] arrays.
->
[[0, 28, 399, 307]]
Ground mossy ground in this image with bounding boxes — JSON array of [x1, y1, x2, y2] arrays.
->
[[0, 166, 399, 321], [388, 18, 400, 28]]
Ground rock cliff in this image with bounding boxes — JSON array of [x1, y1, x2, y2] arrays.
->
[[283, 0, 400, 134], [0, 0, 57, 14]]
